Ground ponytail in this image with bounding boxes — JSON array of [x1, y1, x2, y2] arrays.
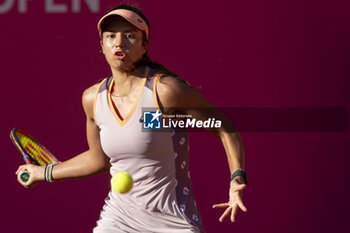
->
[[134, 53, 193, 88]]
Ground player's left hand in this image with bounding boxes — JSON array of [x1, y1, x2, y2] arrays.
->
[[212, 179, 247, 222]]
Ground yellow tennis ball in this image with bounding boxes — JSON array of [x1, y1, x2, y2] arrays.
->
[[111, 171, 133, 194]]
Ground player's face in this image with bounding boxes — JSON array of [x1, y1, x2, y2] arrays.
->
[[100, 17, 147, 72]]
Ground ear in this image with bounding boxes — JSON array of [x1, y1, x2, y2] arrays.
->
[[143, 40, 149, 52], [100, 39, 105, 54]]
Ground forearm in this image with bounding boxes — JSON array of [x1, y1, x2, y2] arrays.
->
[[220, 131, 245, 175], [51, 150, 110, 181], [213, 132, 248, 221]]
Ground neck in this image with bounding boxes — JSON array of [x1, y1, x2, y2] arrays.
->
[[111, 66, 148, 97]]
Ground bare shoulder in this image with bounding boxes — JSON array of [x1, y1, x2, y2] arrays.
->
[[156, 75, 212, 110], [82, 80, 105, 119], [156, 75, 191, 95], [156, 75, 194, 109]]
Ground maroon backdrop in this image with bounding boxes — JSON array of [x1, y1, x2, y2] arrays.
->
[[1, 0, 349, 232]]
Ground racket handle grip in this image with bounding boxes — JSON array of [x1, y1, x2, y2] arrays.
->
[[20, 171, 30, 183], [23, 154, 31, 164]]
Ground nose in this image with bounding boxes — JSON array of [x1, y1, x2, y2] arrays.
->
[[113, 33, 125, 48]]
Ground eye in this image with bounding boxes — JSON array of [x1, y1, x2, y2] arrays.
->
[[125, 33, 135, 39], [106, 33, 116, 39]]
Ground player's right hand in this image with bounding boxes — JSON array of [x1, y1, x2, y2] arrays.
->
[[16, 164, 45, 188]]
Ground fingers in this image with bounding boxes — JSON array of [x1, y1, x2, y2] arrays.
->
[[15, 164, 37, 188], [212, 203, 229, 209], [213, 197, 248, 223], [214, 184, 248, 223], [15, 165, 27, 175], [219, 206, 232, 222], [237, 200, 248, 212], [230, 204, 238, 222], [215, 203, 246, 223], [234, 192, 248, 212]]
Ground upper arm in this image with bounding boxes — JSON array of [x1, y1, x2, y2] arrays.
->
[[156, 76, 236, 135], [82, 83, 110, 166], [82, 85, 97, 122], [82, 84, 99, 149]]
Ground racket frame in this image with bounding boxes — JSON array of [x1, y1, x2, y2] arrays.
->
[[10, 128, 59, 183]]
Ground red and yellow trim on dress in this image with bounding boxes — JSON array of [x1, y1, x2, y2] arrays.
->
[[107, 68, 149, 126], [152, 73, 176, 123], [152, 73, 162, 113]]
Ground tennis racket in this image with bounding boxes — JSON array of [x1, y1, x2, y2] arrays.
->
[[10, 128, 60, 183]]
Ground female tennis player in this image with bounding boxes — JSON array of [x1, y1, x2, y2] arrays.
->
[[16, 4, 247, 233]]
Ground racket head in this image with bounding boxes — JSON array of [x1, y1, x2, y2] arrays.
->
[[10, 128, 59, 166]]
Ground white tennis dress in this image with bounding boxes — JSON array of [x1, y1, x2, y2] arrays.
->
[[93, 67, 205, 233]]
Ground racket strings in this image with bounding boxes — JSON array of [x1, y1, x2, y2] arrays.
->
[[18, 134, 58, 166]]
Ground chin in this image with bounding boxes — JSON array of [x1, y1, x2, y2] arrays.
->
[[114, 64, 135, 73]]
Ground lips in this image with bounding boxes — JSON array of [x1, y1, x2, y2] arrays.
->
[[114, 51, 126, 60]]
